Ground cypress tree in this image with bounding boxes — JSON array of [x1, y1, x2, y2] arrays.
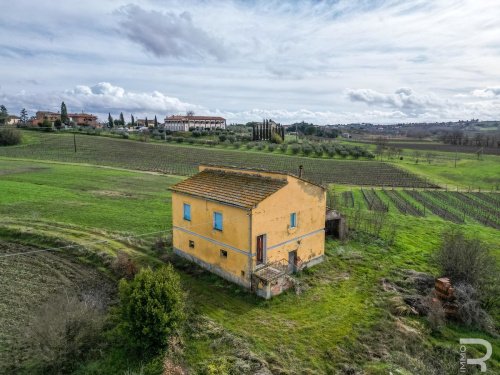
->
[[119, 112, 125, 126], [60, 102, 68, 124], [108, 113, 113, 128]]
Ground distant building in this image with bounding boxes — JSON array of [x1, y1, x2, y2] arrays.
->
[[5, 115, 20, 125], [68, 113, 98, 127], [170, 165, 326, 298], [32, 111, 60, 126], [164, 115, 226, 131], [31, 111, 98, 127]]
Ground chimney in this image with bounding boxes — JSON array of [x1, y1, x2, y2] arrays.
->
[[298, 165, 303, 178]]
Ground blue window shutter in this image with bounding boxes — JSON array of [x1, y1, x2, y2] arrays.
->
[[214, 212, 223, 231], [290, 213, 297, 228], [183, 203, 191, 221]]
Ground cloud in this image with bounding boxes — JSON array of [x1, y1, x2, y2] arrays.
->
[[346, 88, 447, 116], [471, 87, 500, 98], [116, 4, 227, 60], [1, 82, 199, 119]]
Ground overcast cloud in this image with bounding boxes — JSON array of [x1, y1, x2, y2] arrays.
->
[[1, 0, 499, 124]]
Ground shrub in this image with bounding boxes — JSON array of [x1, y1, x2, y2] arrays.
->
[[0, 127, 22, 146], [112, 251, 139, 280], [434, 229, 496, 287], [165, 136, 173, 142], [423, 294, 446, 332], [175, 137, 184, 143], [453, 282, 495, 333], [119, 265, 186, 354], [279, 143, 288, 152], [326, 147, 335, 157], [246, 142, 255, 149], [227, 135, 236, 144], [267, 143, 277, 152], [255, 143, 265, 151], [301, 144, 313, 156], [186, 138, 195, 144], [218, 134, 227, 142], [232, 142, 241, 149], [290, 144, 301, 154], [24, 291, 107, 373], [270, 132, 283, 144], [313, 146, 323, 157]]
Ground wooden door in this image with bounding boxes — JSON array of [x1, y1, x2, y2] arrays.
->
[[256, 235, 265, 264]]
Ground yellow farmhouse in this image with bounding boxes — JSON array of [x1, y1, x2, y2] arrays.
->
[[170, 165, 326, 298]]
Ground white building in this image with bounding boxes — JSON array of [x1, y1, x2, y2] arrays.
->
[[164, 115, 226, 131]]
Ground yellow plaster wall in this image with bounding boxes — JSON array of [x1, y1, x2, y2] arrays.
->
[[251, 176, 325, 267], [172, 192, 251, 280]]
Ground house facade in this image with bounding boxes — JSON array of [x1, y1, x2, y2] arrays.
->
[[68, 113, 98, 127], [31, 111, 97, 126], [164, 115, 226, 131], [170, 165, 326, 298]]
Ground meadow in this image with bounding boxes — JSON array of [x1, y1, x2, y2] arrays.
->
[[0, 157, 499, 374]]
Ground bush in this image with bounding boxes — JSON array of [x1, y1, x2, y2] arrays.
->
[[279, 143, 288, 152], [232, 142, 241, 149], [290, 144, 301, 154], [0, 127, 22, 146], [119, 265, 186, 354], [453, 282, 495, 333], [267, 143, 277, 152], [112, 251, 139, 280], [255, 143, 265, 151], [218, 134, 227, 142], [24, 291, 107, 374], [301, 144, 313, 156], [175, 137, 184, 143], [270, 132, 283, 144], [434, 229, 496, 287], [246, 142, 255, 149]]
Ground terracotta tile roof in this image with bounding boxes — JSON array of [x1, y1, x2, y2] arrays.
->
[[170, 169, 287, 209], [166, 115, 225, 121]]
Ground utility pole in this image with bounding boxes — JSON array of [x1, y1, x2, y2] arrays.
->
[[73, 133, 77, 153]]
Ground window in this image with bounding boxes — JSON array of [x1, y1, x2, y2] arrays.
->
[[189, 240, 195, 248], [220, 249, 228, 258], [290, 212, 297, 228], [183, 203, 191, 221], [213, 212, 223, 231]]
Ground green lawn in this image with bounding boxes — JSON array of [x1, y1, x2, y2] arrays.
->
[[392, 155, 500, 190]]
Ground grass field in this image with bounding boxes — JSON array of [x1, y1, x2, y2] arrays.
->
[[393, 155, 500, 190], [0, 131, 436, 187], [1, 158, 499, 373]]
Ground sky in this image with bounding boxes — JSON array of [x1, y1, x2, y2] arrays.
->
[[1, 0, 500, 124]]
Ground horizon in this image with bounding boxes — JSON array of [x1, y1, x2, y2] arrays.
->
[[1, 0, 500, 124]]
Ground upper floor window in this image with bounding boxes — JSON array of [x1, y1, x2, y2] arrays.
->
[[290, 212, 297, 228], [213, 212, 223, 231], [183, 203, 191, 221]]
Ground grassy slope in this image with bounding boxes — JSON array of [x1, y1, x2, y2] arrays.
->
[[0, 158, 499, 373], [391, 155, 500, 190], [0, 159, 180, 234]]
